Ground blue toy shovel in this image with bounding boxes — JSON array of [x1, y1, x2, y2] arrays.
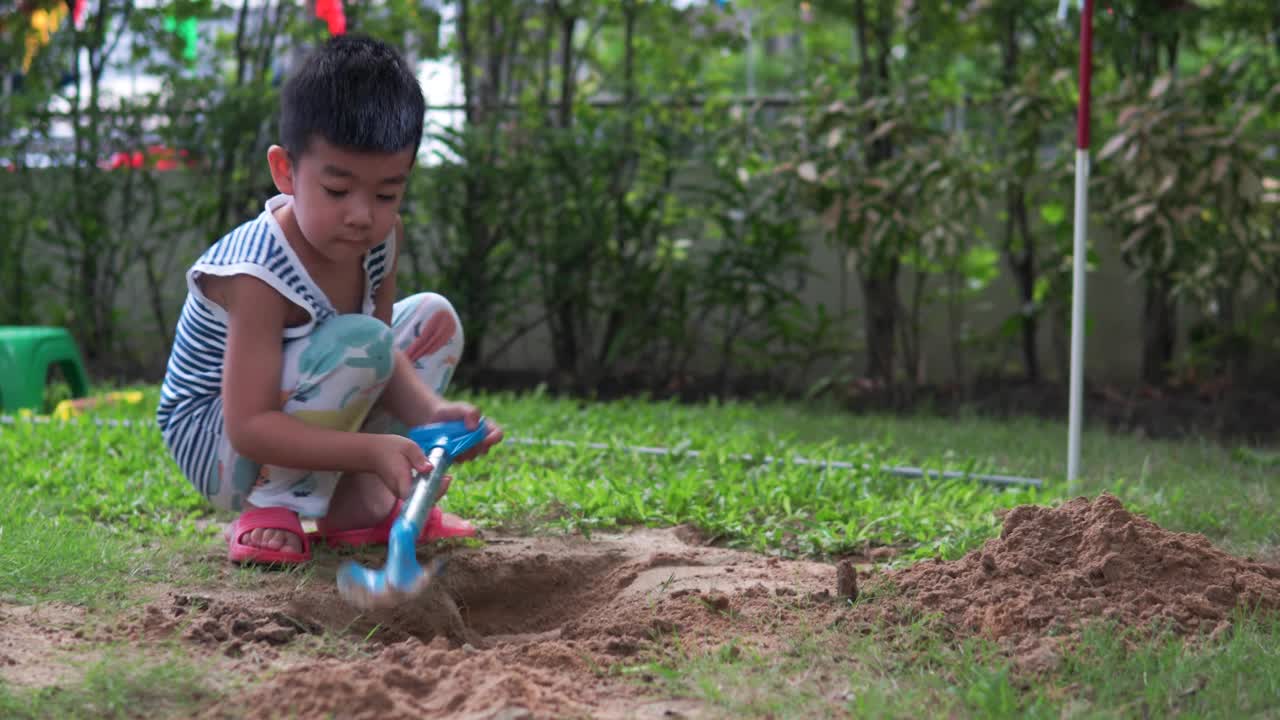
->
[[336, 419, 491, 610]]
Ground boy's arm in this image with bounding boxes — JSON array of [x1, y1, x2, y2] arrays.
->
[[373, 217, 446, 428], [371, 219, 502, 461], [220, 273, 376, 472]]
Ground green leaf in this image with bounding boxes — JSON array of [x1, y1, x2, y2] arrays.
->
[[1040, 203, 1067, 227]]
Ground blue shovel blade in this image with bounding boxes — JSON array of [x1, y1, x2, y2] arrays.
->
[[407, 418, 490, 458]]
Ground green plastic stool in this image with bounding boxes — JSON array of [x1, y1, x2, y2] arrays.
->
[[0, 326, 91, 413]]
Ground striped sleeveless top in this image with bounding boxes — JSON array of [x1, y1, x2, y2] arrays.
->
[[156, 194, 394, 482]]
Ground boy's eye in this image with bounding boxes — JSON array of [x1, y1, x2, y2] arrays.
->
[[323, 187, 348, 198], [377, 194, 398, 202]]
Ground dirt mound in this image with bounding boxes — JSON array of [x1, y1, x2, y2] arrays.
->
[[157, 528, 842, 719], [879, 493, 1280, 671]]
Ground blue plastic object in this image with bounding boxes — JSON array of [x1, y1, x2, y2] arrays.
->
[[407, 420, 491, 460], [336, 418, 490, 609]]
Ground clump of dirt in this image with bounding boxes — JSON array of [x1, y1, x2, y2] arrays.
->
[[877, 493, 1280, 671], [120, 593, 324, 658], [199, 635, 596, 720]]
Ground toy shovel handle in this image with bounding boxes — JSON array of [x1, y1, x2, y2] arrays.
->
[[393, 418, 491, 542]]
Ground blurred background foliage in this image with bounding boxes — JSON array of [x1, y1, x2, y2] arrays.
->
[[0, 0, 1277, 428]]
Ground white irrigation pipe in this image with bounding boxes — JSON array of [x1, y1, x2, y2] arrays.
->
[[0, 413, 1042, 489], [503, 437, 1042, 488]]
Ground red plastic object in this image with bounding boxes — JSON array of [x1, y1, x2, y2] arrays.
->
[[1076, 0, 1094, 150]]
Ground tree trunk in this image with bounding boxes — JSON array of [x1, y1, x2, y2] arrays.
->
[[454, 0, 483, 368], [556, 8, 576, 130], [458, 208, 491, 368], [458, 0, 476, 125], [1142, 274, 1177, 386], [5, 212, 28, 324], [860, 260, 899, 384], [996, 7, 1041, 384], [213, 0, 253, 233], [595, 0, 638, 378], [482, 3, 501, 115], [898, 253, 927, 392], [538, 2, 554, 114], [540, 2, 586, 381], [1132, 16, 1181, 388], [1006, 187, 1041, 383], [947, 271, 966, 387], [853, 0, 898, 387], [1273, 7, 1280, 60], [547, 6, 583, 381]]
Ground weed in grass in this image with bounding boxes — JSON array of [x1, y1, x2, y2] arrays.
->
[[0, 492, 210, 607], [635, 603, 1280, 719], [1056, 612, 1280, 717], [1233, 446, 1280, 468], [0, 414, 209, 538], [0, 648, 216, 720]]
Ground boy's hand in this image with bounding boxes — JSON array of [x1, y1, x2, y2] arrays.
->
[[366, 434, 431, 499], [426, 400, 504, 462]]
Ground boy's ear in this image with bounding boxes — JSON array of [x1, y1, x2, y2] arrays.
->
[[267, 145, 295, 195]]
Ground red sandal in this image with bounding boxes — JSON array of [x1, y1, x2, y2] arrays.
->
[[311, 501, 476, 549], [225, 506, 312, 566]]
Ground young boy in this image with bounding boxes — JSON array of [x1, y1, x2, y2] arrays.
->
[[156, 34, 502, 566]]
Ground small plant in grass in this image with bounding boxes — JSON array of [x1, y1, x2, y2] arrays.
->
[[0, 649, 215, 720]]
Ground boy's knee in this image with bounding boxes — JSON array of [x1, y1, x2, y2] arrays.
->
[[307, 314, 395, 383], [405, 292, 461, 325], [400, 292, 464, 355]]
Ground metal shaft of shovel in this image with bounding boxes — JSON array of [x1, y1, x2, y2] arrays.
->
[[336, 446, 450, 609], [402, 447, 450, 534]]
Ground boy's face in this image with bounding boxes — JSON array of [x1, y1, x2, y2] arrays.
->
[[267, 136, 415, 263]]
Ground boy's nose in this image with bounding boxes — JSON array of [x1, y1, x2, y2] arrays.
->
[[345, 201, 373, 227]]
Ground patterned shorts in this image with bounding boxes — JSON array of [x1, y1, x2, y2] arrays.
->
[[187, 292, 463, 518]]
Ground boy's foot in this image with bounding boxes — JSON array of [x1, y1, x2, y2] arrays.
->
[[312, 473, 477, 549], [313, 504, 476, 549], [225, 506, 311, 565]]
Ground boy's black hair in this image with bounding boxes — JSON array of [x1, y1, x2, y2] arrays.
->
[[279, 34, 425, 160]]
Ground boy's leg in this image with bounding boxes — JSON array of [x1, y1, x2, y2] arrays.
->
[[219, 314, 396, 556], [368, 290, 465, 434], [318, 292, 472, 542]]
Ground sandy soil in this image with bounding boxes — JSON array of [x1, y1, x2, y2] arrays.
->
[[126, 526, 840, 719], [0, 602, 90, 688], [6, 495, 1279, 718]]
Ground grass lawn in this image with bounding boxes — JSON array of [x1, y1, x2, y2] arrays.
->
[[1, 386, 1277, 718]]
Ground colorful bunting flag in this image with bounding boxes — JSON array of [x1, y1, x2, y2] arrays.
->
[[22, 2, 67, 72], [315, 0, 346, 36], [163, 15, 199, 61]]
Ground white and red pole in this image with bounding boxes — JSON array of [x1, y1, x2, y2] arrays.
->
[[1064, 0, 1094, 487]]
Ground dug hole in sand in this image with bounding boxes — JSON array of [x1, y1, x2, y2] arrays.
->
[[11, 494, 1278, 719], [134, 526, 844, 720]]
